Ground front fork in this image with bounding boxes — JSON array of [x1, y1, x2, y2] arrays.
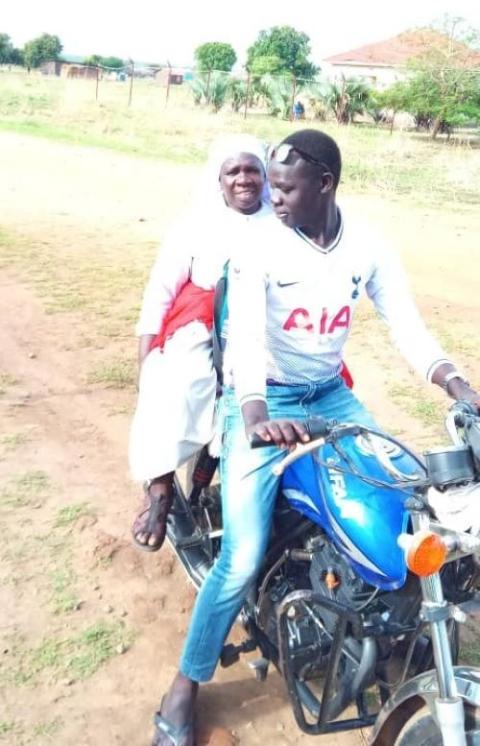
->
[[414, 514, 468, 746]]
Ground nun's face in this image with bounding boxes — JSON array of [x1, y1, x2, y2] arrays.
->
[[219, 153, 264, 214]]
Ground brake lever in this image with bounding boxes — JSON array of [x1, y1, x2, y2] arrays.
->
[[272, 437, 326, 476], [445, 410, 464, 446], [271, 424, 368, 477]]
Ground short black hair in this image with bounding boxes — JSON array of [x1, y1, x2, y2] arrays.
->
[[280, 129, 342, 189]]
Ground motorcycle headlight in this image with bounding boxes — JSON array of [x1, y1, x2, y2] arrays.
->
[[428, 482, 480, 534]]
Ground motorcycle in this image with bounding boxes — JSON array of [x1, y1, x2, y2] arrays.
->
[[166, 401, 480, 745]]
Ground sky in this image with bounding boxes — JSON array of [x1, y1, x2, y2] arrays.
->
[[3, 0, 480, 67]]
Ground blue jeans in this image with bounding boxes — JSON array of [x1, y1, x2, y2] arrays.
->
[[179, 377, 376, 681]]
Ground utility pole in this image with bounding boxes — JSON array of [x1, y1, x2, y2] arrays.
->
[[290, 74, 297, 121], [128, 59, 134, 106], [95, 65, 99, 101], [243, 72, 251, 120], [165, 63, 172, 106]]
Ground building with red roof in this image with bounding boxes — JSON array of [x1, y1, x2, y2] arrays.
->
[[323, 29, 480, 88]]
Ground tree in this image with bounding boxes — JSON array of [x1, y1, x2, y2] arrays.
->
[[370, 82, 408, 125], [247, 26, 317, 80], [305, 78, 333, 120], [327, 78, 373, 124], [392, 18, 480, 138], [0, 33, 14, 64], [194, 42, 236, 72], [189, 71, 229, 112], [83, 55, 124, 69], [208, 72, 230, 111], [100, 56, 125, 69], [23, 33, 62, 68], [229, 78, 249, 112], [260, 74, 296, 118], [84, 54, 102, 67], [249, 54, 282, 77], [9, 47, 24, 66]]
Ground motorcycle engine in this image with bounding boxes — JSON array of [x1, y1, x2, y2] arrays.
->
[[257, 558, 332, 680], [308, 538, 377, 631], [257, 536, 376, 680]]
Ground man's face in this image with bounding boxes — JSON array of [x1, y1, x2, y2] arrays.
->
[[268, 157, 322, 229], [219, 154, 265, 214]]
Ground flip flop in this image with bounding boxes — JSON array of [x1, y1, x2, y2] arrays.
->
[[152, 706, 195, 746], [131, 487, 173, 553]]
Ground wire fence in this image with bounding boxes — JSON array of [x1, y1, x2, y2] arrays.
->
[[5, 59, 480, 124], [37, 61, 339, 119]]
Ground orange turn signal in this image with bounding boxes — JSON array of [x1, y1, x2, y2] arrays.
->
[[406, 532, 448, 577]]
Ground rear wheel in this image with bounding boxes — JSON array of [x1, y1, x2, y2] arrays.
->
[[395, 704, 480, 745]]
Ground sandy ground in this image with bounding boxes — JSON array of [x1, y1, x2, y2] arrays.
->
[[0, 131, 479, 746]]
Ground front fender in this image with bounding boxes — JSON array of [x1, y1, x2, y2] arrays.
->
[[370, 666, 480, 745]]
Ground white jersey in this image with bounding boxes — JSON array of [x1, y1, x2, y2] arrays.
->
[[224, 210, 451, 406]]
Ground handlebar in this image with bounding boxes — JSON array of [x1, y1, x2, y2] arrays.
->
[[449, 401, 480, 466], [249, 416, 334, 448], [450, 400, 479, 427]]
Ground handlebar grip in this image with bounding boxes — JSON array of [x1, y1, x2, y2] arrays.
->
[[249, 416, 334, 449], [451, 400, 478, 427], [306, 416, 333, 439], [250, 432, 274, 449]]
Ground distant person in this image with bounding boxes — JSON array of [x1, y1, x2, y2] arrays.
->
[[293, 100, 305, 120], [130, 135, 270, 553]]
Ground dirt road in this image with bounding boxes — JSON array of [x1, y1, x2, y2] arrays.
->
[[0, 131, 478, 746]]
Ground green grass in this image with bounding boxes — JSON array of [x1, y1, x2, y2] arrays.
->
[[0, 230, 147, 331], [0, 372, 18, 387], [32, 718, 63, 738], [107, 404, 130, 416], [431, 324, 477, 358], [49, 503, 97, 612], [0, 470, 51, 508], [0, 371, 18, 396], [389, 383, 444, 429], [87, 357, 136, 389], [0, 72, 478, 209], [49, 565, 79, 614], [55, 502, 94, 528], [0, 721, 16, 736], [0, 431, 28, 452], [459, 622, 480, 667], [460, 641, 480, 667], [10, 621, 133, 685]]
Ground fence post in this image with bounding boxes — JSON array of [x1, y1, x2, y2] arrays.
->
[[128, 60, 134, 106], [243, 72, 251, 120], [95, 65, 99, 101], [165, 64, 172, 107], [206, 69, 212, 102], [290, 74, 297, 121]]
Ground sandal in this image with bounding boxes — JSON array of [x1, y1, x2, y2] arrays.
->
[[131, 483, 173, 553], [152, 700, 195, 746]]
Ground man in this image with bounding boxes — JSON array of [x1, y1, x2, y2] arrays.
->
[[151, 129, 479, 745]]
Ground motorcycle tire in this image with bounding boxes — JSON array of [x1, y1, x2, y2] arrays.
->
[[394, 704, 480, 745]]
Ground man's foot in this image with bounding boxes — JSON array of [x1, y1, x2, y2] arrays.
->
[[132, 480, 173, 552], [152, 673, 198, 746]]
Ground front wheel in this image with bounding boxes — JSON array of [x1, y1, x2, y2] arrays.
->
[[395, 704, 480, 745]]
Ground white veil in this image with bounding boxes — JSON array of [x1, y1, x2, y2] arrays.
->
[[192, 134, 271, 213]]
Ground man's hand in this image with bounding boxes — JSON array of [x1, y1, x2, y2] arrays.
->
[[432, 364, 480, 413], [246, 419, 310, 450], [446, 379, 480, 413], [241, 399, 310, 449]]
